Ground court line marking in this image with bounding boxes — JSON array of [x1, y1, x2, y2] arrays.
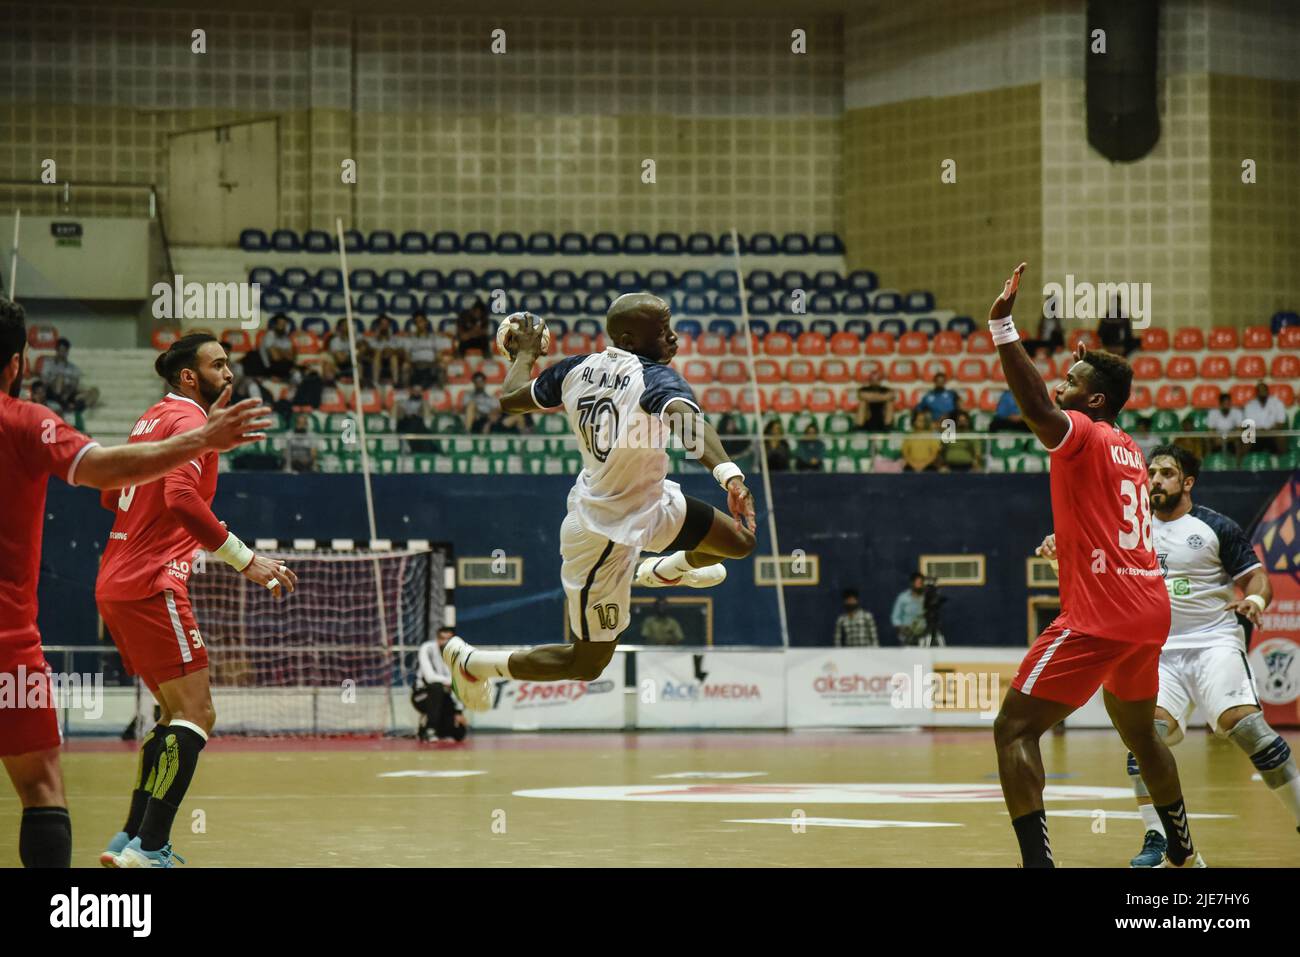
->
[[656, 772, 768, 779], [513, 783, 1136, 804], [728, 818, 963, 829], [378, 770, 487, 778]]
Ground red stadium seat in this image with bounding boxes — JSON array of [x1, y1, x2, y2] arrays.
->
[[674, 334, 695, 356], [865, 332, 895, 356], [888, 359, 920, 383], [444, 360, 471, 385], [729, 333, 761, 357], [1172, 327, 1204, 352], [796, 332, 827, 356], [752, 359, 780, 385], [716, 360, 747, 384], [1207, 326, 1238, 351], [1191, 385, 1221, 409], [966, 331, 994, 355], [763, 332, 794, 357], [978, 387, 1001, 412], [1139, 328, 1169, 352], [291, 331, 320, 355], [1032, 355, 1057, 380], [696, 332, 727, 356], [1155, 385, 1188, 410], [1198, 355, 1231, 380], [955, 358, 988, 382], [222, 329, 253, 353], [1242, 326, 1272, 350], [956, 387, 977, 411], [26, 324, 58, 349], [1280, 327, 1300, 349], [829, 332, 861, 356], [1271, 354, 1300, 380], [560, 332, 592, 355], [840, 388, 859, 412], [425, 388, 452, 412], [1165, 356, 1197, 380], [1127, 385, 1153, 411], [854, 359, 885, 383], [819, 358, 851, 384], [1130, 355, 1162, 381], [931, 331, 962, 355], [319, 388, 347, 413], [1234, 354, 1267, 379], [1272, 383, 1296, 407], [151, 327, 181, 351], [700, 387, 733, 414], [1230, 383, 1256, 407], [805, 388, 837, 414], [990, 362, 1006, 384], [770, 387, 803, 413], [683, 359, 714, 385], [898, 332, 928, 355], [921, 358, 953, 381], [735, 388, 768, 414], [785, 359, 816, 384], [1069, 330, 1101, 352]]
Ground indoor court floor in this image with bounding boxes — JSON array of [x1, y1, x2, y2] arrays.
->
[[8, 729, 1299, 868]]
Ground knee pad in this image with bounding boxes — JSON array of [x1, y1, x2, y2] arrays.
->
[[1228, 711, 1297, 786]]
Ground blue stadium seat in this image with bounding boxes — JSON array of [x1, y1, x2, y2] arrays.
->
[[546, 318, 570, 337], [431, 232, 460, 255], [495, 232, 524, 254], [713, 295, 741, 317], [262, 289, 289, 312], [454, 292, 480, 312], [718, 233, 742, 255], [592, 233, 621, 255], [464, 232, 493, 254], [905, 291, 936, 313], [239, 229, 269, 252], [551, 293, 580, 316], [810, 292, 837, 314], [1271, 311, 1300, 334], [520, 293, 548, 313], [574, 318, 603, 337], [301, 317, 330, 337], [402, 317, 419, 332], [480, 268, 510, 292], [654, 233, 683, 255], [580, 271, 610, 293], [447, 269, 477, 292], [623, 233, 651, 255], [281, 268, 311, 290], [839, 292, 870, 316], [304, 230, 333, 253], [399, 231, 428, 254], [686, 233, 716, 255], [680, 270, 710, 294], [810, 319, 837, 338], [249, 267, 278, 287], [271, 229, 301, 253], [355, 293, 386, 315], [349, 269, 378, 291], [559, 232, 588, 254], [612, 270, 642, 293], [747, 270, 777, 294], [813, 233, 844, 255], [324, 293, 348, 315], [421, 292, 451, 314], [846, 270, 878, 293], [548, 270, 578, 292], [513, 270, 544, 292], [748, 233, 778, 255], [781, 270, 810, 292], [526, 232, 557, 255], [583, 293, 611, 316], [673, 319, 703, 338], [714, 272, 739, 294], [747, 318, 772, 337], [747, 293, 776, 316], [776, 319, 803, 338], [388, 293, 417, 317], [367, 231, 396, 254], [874, 292, 903, 313], [680, 293, 710, 316], [946, 315, 976, 336], [438, 318, 458, 334], [381, 269, 411, 291], [645, 270, 675, 295], [315, 268, 342, 292], [707, 319, 738, 336], [877, 317, 907, 338], [912, 316, 941, 337], [844, 318, 872, 339], [782, 233, 811, 255], [291, 291, 320, 312], [413, 269, 443, 292], [813, 270, 843, 292]]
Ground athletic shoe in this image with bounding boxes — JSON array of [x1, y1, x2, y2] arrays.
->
[[99, 830, 131, 868], [634, 557, 727, 589], [1157, 850, 1207, 868], [113, 836, 186, 869], [441, 636, 492, 712], [1129, 830, 1166, 868]]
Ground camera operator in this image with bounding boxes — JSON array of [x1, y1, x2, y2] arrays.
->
[[891, 572, 947, 646]]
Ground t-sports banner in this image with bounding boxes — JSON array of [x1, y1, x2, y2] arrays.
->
[[473, 653, 625, 730], [1250, 472, 1300, 729]]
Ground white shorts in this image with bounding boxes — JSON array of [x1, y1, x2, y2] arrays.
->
[[560, 482, 687, 643], [1157, 645, 1262, 736]]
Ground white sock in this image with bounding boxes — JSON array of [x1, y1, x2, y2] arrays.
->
[[1138, 802, 1161, 833], [463, 649, 513, 680], [647, 551, 695, 581]]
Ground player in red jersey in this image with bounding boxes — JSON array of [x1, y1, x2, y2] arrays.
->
[[0, 299, 272, 867], [988, 265, 1201, 868], [94, 333, 298, 868]]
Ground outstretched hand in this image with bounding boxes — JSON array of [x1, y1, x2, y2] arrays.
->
[[726, 478, 757, 534], [989, 262, 1027, 322]]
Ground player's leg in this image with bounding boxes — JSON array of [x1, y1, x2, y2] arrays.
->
[[2, 748, 71, 867], [1126, 652, 1189, 866], [635, 493, 754, 588], [993, 689, 1075, 867]]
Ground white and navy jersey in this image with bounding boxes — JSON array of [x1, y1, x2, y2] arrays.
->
[[531, 347, 699, 548], [1154, 505, 1262, 651]]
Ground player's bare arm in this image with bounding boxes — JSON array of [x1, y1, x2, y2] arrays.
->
[[988, 263, 1071, 450], [76, 386, 272, 490], [498, 315, 547, 415], [663, 397, 756, 534], [1226, 567, 1272, 627]]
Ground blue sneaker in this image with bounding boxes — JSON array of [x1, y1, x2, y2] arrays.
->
[[99, 831, 131, 868], [113, 836, 186, 869], [1130, 829, 1167, 868]]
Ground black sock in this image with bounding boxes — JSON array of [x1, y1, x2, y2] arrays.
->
[[137, 723, 207, 852], [1011, 810, 1054, 868], [1155, 798, 1194, 865], [20, 806, 72, 868], [124, 724, 165, 837]]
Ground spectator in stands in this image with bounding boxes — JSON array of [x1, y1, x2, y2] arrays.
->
[[891, 573, 928, 645], [1205, 390, 1244, 462], [1132, 416, 1161, 460], [990, 388, 1029, 432], [640, 597, 686, 646], [403, 313, 447, 389], [456, 299, 492, 357], [915, 372, 959, 423], [794, 422, 826, 472], [763, 418, 791, 472], [283, 413, 321, 473], [854, 370, 894, 432], [412, 627, 467, 742], [323, 318, 359, 382], [367, 315, 405, 385], [901, 410, 942, 472], [27, 379, 61, 415], [224, 346, 269, 405], [259, 314, 297, 380], [464, 371, 499, 433], [1244, 380, 1289, 456], [1098, 311, 1139, 357], [833, 589, 878, 647], [397, 390, 438, 454], [41, 338, 98, 413], [717, 412, 755, 469], [941, 410, 981, 473], [1027, 310, 1064, 354]]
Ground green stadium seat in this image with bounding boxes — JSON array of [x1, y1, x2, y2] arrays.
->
[[1202, 452, 1230, 471], [1117, 410, 1140, 432], [1187, 409, 1209, 431], [1244, 453, 1280, 472], [1151, 410, 1181, 433]]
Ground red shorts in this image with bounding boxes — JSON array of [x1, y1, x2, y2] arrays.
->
[[1012, 620, 1160, 708], [0, 632, 62, 757], [98, 590, 208, 692]]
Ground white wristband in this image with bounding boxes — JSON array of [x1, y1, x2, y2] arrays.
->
[[989, 315, 1019, 345], [713, 462, 744, 489], [214, 531, 255, 572], [1244, 594, 1267, 613]]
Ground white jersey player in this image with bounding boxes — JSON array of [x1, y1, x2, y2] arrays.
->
[[1040, 443, 1298, 867], [441, 294, 757, 709]]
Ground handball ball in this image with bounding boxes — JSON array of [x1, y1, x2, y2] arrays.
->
[[495, 312, 552, 358]]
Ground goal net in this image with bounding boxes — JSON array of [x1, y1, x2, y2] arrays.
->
[[187, 545, 443, 735]]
